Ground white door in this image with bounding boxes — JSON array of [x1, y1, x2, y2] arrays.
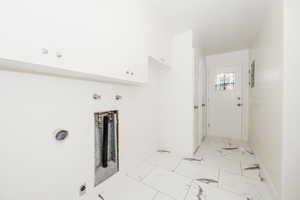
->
[[208, 66, 243, 139]]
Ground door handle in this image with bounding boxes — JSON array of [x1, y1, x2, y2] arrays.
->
[[194, 106, 199, 109], [237, 103, 243, 107], [201, 104, 206, 107]]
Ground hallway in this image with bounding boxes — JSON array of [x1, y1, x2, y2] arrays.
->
[[95, 137, 273, 200]]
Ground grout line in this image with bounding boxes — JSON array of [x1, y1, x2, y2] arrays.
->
[[157, 167, 194, 182], [125, 173, 145, 183], [214, 172, 246, 197], [151, 191, 159, 200], [141, 166, 156, 182], [137, 165, 192, 200], [217, 168, 221, 188], [141, 181, 163, 195], [123, 174, 176, 199], [172, 159, 183, 172], [172, 171, 201, 180], [240, 160, 243, 176], [159, 192, 177, 200], [141, 181, 176, 200]]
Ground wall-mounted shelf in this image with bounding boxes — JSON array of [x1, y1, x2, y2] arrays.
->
[[0, 58, 146, 85]]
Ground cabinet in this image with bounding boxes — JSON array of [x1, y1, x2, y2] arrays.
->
[[0, 0, 149, 84]]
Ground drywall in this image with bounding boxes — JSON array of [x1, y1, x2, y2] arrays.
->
[[206, 50, 250, 140], [248, 0, 283, 197], [158, 30, 195, 156], [0, 65, 162, 200], [282, 0, 300, 199]]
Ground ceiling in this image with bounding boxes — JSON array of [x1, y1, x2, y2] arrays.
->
[[144, 0, 268, 55]]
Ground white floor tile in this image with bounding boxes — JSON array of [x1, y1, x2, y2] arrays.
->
[[240, 151, 258, 163], [204, 155, 242, 175], [200, 147, 224, 158], [96, 173, 157, 200], [142, 168, 192, 200], [186, 182, 244, 200], [175, 160, 219, 181], [126, 161, 155, 181], [96, 136, 273, 200], [146, 152, 182, 172], [219, 170, 267, 198], [153, 192, 175, 200], [220, 149, 243, 161]]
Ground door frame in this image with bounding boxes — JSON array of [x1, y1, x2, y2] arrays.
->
[[205, 64, 249, 141], [193, 53, 207, 153], [201, 61, 208, 140]]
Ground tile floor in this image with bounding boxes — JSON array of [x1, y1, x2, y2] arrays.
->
[[97, 137, 274, 200]]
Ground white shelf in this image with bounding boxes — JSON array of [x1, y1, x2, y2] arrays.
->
[[0, 58, 145, 86]]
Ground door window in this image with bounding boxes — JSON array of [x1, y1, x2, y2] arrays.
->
[[215, 72, 236, 91]]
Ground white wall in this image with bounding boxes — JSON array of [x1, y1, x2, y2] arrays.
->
[[159, 30, 195, 156], [0, 29, 198, 200], [248, 0, 283, 198], [282, 0, 300, 199], [0, 65, 162, 200], [206, 50, 250, 140]]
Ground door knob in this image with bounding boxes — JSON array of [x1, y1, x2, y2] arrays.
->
[[237, 103, 243, 107], [194, 106, 199, 109], [201, 104, 206, 107]]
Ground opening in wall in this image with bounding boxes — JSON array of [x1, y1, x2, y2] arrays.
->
[[94, 110, 119, 186]]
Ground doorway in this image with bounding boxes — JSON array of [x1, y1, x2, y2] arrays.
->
[[193, 55, 207, 152], [207, 65, 243, 140]]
